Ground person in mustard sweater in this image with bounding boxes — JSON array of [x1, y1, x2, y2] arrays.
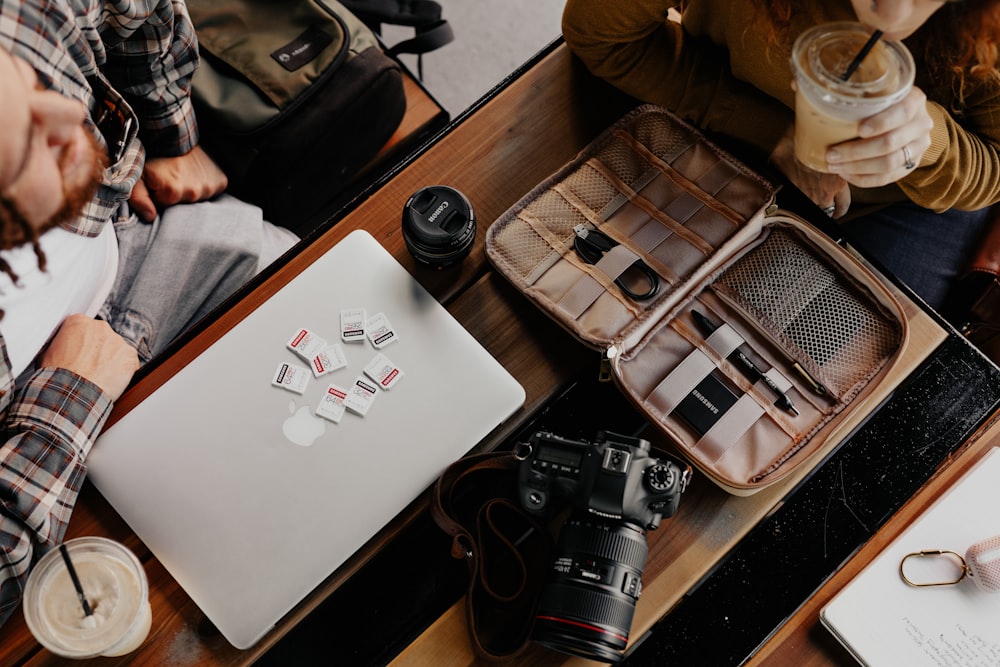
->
[[562, 0, 1000, 315]]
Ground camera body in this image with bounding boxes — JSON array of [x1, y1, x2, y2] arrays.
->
[[516, 430, 691, 664], [518, 430, 689, 530]]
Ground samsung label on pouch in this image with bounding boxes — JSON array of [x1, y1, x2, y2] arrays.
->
[[271, 26, 333, 72]]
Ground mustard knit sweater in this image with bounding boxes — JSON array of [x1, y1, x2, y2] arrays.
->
[[562, 0, 1000, 212]]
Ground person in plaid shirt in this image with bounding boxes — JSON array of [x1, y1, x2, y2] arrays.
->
[[0, 0, 298, 625]]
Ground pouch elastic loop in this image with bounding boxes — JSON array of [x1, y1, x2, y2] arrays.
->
[[704, 322, 745, 359], [696, 393, 764, 463], [647, 348, 716, 416], [762, 367, 793, 393], [694, 158, 740, 197], [557, 245, 640, 318]]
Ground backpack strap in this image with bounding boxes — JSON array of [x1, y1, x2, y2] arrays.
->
[[339, 0, 454, 78], [340, 0, 441, 28]]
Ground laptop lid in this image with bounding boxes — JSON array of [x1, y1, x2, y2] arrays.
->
[[87, 230, 525, 648]]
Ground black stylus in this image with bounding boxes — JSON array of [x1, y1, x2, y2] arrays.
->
[[690, 310, 799, 416]]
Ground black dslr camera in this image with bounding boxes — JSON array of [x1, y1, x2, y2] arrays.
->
[[518, 430, 691, 664]]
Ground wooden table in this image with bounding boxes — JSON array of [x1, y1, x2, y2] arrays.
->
[[3, 40, 998, 667]]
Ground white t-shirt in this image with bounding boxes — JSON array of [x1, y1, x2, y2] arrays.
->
[[0, 224, 118, 376]]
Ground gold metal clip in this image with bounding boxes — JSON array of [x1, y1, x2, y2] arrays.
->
[[899, 550, 969, 587]]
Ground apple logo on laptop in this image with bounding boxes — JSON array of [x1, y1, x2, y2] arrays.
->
[[282, 400, 326, 447]]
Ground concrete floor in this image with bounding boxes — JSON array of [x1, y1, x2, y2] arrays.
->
[[382, 0, 566, 115]]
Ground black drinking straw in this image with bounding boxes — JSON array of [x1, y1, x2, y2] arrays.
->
[[59, 544, 94, 617], [840, 30, 883, 81]]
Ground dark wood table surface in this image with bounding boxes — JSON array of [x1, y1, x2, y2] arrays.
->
[[3, 40, 999, 667]]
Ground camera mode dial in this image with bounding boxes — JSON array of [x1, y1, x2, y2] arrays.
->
[[644, 463, 675, 492]]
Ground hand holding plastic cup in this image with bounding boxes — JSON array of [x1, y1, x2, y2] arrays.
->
[[23, 537, 152, 658], [791, 22, 915, 172]]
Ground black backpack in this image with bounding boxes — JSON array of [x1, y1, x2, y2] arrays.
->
[[187, 0, 412, 233]]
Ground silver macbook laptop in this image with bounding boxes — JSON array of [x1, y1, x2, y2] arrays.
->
[[87, 230, 525, 649]]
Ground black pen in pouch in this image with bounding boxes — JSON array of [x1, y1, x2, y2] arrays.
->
[[690, 309, 799, 416]]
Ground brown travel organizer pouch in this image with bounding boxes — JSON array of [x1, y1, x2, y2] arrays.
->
[[485, 105, 909, 495]]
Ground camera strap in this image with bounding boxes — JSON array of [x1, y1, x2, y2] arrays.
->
[[430, 450, 554, 661]]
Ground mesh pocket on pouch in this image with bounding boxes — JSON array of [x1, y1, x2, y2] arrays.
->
[[713, 228, 901, 398], [488, 190, 585, 280]]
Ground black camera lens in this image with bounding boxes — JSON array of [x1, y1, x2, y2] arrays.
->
[[532, 516, 648, 664], [401, 185, 476, 267]]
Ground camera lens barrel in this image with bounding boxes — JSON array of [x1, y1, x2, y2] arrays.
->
[[532, 517, 649, 664], [401, 185, 476, 267]]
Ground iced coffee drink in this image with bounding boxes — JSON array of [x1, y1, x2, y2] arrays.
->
[[792, 23, 914, 172], [22, 537, 152, 658]]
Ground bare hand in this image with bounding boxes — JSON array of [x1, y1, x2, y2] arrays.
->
[[824, 86, 933, 187], [39, 314, 139, 400], [770, 128, 853, 218], [129, 145, 228, 221]]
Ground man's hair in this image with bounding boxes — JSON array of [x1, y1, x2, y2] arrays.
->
[[0, 194, 46, 286]]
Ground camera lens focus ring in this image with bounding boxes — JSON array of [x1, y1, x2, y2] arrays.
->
[[537, 583, 635, 641], [561, 519, 648, 571], [532, 518, 649, 662]]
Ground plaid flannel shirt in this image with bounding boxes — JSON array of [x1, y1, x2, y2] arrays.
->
[[0, 0, 200, 235], [0, 0, 200, 625]]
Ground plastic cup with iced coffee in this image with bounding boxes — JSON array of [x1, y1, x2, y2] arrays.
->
[[22, 537, 152, 658], [791, 22, 915, 172]]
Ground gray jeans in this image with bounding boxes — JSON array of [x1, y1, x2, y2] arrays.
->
[[839, 202, 991, 318], [98, 195, 298, 363]]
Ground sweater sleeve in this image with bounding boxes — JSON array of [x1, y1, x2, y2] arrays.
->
[[562, 0, 793, 159], [898, 91, 1000, 212], [563, 0, 1000, 212]]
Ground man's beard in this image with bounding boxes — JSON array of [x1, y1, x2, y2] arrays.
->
[[0, 129, 107, 280], [48, 131, 108, 230]]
